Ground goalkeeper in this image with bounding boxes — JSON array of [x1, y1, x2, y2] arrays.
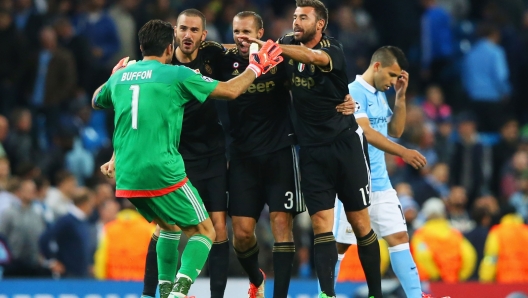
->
[[92, 19, 282, 298]]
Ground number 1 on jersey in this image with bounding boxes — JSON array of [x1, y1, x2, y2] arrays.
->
[[130, 85, 140, 129]]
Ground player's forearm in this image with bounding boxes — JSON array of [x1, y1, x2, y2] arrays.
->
[[92, 83, 106, 109], [279, 45, 329, 67], [212, 70, 255, 100], [361, 122, 406, 157], [388, 100, 406, 137]]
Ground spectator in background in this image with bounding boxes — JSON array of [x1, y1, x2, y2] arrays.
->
[[39, 187, 96, 278], [437, 0, 470, 21], [0, 163, 19, 217], [0, 9, 26, 116], [45, 170, 77, 217], [446, 186, 474, 233], [395, 183, 420, 237], [434, 116, 453, 164], [479, 206, 528, 283], [13, 0, 43, 48], [501, 150, 528, 200], [420, 0, 454, 85], [462, 22, 511, 132], [0, 115, 7, 157], [450, 112, 487, 206], [492, 118, 519, 198], [33, 175, 55, 226], [24, 27, 76, 147], [411, 198, 476, 282], [510, 170, 528, 222], [4, 108, 34, 172], [421, 84, 451, 123], [414, 162, 450, 206], [72, 0, 120, 91], [0, 156, 9, 190], [464, 200, 494, 280], [54, 17, 94, 97], [94, 200, 153, 281], [0, 178, 48, 277], [108, 0, 138, 62]]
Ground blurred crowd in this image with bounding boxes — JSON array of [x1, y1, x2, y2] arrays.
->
[[2, 0, 528, 285]]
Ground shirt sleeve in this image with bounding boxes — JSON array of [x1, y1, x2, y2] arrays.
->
[[178, 67, 220, 103], [94, 83, 112, 109], [350, 85, 368, 119], [459, 237, 477, 281], [479, 230, 499, 282], [318, 38, 345, 72]]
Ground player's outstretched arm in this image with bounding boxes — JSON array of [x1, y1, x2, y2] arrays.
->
[[238, 35, 330, 68], [210, 40, 283, 100], [356, 117, 427, 169], [92, 83, 106, 110]]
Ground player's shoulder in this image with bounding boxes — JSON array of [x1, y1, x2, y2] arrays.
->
[[199, 41, 225, 54], [320, 35, 343, 49], [348, 81, 369, 102], [277, 32, 295, 44], [224, 47, 239, 57]]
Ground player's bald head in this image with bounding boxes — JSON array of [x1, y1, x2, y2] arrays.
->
[[235, 11, 263, 30], [370, 46, 408, 70]]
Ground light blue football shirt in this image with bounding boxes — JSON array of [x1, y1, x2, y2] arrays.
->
[[350, 75, 393, 192]]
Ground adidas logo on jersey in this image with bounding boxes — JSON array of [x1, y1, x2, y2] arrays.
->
[[289, 59, 293, 65], [232, 69, 240, 76]]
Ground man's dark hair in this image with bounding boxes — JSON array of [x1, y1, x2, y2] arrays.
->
[[477, 22, 500, 39], [178, 9, 207, 30], [296, 0, 329, 31], [138, 19, 174, 57], [235, 11, 264, 30], [370, 46, 409, 70]]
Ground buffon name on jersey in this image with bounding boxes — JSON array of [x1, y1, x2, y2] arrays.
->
[[121, 70, 153, 81]]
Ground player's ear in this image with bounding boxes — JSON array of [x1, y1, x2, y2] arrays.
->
[[317, 19, 325, 31], [257, 28, 264, 39], [373, 62, 381, 72], [202, 29, 207, 42]]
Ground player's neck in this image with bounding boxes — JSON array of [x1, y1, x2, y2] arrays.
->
[[143, 56, 167, 64], [302, 32, 323, 49], [361, 69, 375, 87], [175, 47, 198, 63]]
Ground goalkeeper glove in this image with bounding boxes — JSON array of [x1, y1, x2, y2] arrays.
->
[[112, 57, 137, 74], [247, 40, 283, 78]]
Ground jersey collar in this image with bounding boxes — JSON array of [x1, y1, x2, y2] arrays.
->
[[355, 75, 376, 94]]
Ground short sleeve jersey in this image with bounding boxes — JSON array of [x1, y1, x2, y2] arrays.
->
[[277, 33, 359, 146], [219, 48, 295, 159], [94, 60, 219, 196], [350, 75, 393, 192], [171, 41, 226, 161]]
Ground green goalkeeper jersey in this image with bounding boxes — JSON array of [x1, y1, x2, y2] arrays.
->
[[94, 59, 219, 198]]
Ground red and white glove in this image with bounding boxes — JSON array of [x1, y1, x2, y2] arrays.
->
[[112, 57, 137, 74], [247, 40, 283, 78]]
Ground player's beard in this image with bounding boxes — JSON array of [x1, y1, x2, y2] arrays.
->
[[294, 26, 317, 44], [178, 38, 200, 55]]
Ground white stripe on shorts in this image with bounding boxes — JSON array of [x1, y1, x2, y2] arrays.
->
[[182, 184, 206, 222], [355, 127, 372, 204]]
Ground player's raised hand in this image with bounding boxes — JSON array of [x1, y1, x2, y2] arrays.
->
[[237, 34, 265, 48], [336, 94, 356, 115], [100, 159, 116, 178], [401, 148, 427, 170], [395, 70, 409, 98], [247, 40, 283, 77], [112, 57, 137, 75]]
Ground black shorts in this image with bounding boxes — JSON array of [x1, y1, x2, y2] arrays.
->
[[300, 128, 371, 216], [185, 154, 228, 212], [228, 146, 305, 220]]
